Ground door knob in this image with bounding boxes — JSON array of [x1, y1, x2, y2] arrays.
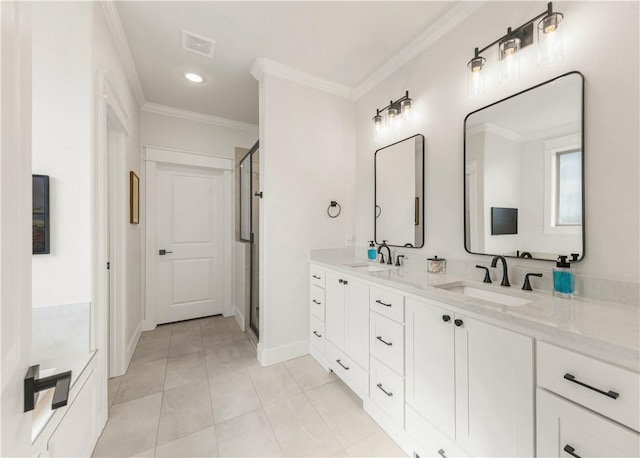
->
[[159, 249, 173, 255]]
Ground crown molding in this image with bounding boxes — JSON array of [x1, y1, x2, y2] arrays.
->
[[142, 102, 259, 133], [101, 0, 146, 106], [352, 2, 486, 100], [251, 57, 354, 99]]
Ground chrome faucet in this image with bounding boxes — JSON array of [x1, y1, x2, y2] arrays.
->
[[491, 255, 510, 287], [377, 241, 392, 265]]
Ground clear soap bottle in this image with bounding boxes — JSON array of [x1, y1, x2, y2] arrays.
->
[[553, 255, 575, 298]]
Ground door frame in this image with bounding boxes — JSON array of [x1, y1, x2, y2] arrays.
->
[[96, 68, 129, 382], [143, 145, 234, 330]]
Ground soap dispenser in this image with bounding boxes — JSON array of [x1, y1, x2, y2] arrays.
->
[[368, 241, 377, 261], [553, 255, 575, 298]]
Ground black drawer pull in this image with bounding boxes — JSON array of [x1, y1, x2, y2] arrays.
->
[[563, 373, 619, 399], [376, 336, 393, 346], [442, 315, 451, 323], [312, 275, 321, 279], [375, 299, 392, 307], [563, 445, 581, 458], [313, 331, 322, 338], [376, 383, 393, 397], [312, 300, 321, 305], [336, 359, 350, 370], [454, 319, 464, 327], [437, 450, 447, 458]]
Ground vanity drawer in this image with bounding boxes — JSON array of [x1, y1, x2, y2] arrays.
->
[[310, 285, 325, 321], [537, 388, 639, 458], [310, 267, 325, 288], [537, 341, 640, 431], [370, 356, 404, 427], [370, 312, 404, 375], [369, 287, 404, 323], [310, 315, 325, 353], [326, 341, 368, 397]]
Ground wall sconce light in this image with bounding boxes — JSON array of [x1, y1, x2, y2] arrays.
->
[[467, 2, 565, 98], [372, 91, 413, 140]]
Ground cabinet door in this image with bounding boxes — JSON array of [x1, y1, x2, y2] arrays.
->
[[405, 298, 455, 439], [325, 272, 345, 351], [537, 389, 639, 458], [454, 315, 534, 457], [344, 278, 369, 370]]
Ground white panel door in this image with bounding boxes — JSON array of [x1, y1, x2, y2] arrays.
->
[[454, 315, 534, 457], [325, 272, 345, 351], [0, 1, 33, 454], [344, 278, 369, 370], [156, 164, 226, 324], [405, 298, 455, 440]]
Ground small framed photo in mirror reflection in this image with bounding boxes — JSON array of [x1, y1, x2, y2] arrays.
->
[[491, 207, 518, 235], [33, 174, 50, 255]]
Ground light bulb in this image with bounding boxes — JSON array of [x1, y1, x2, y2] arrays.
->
[[467, 55, 486, 99], [538, 12, 564, 66], [499, 38, 521, 85]]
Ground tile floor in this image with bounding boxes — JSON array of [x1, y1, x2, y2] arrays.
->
[[93, 315, 407, 458]]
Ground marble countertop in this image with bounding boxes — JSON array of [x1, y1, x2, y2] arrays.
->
[[310, 252, 640, 372]]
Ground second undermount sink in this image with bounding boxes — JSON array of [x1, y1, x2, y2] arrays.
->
[[435, 281, 532, 307]]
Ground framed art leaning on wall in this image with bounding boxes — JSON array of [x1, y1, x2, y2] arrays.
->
[[130, 171, 139, 224]]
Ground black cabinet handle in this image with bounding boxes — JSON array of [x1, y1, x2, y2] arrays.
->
[[376, 336, 393, 346], [313, 331, 322, 338], [159, 249, 173, 255], [454, 319, 464, 327], [312, 275, 321, 279], [442, 314, 451, 323], [563, 373, 619, 399], [376, 383, 393, 397], [375, 299, 392, 307], [437, 450, 447, 458], [24, 365, 72, 412], [563, 445, 582, 458], [336, 359, 350, 370], [312, 300, 321, 305], [343, 280, 349, 285]]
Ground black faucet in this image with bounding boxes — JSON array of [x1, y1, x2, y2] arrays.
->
[[522, 273, 543, 291], [378, 241, 392, 265], [490, 255, 510, 287]]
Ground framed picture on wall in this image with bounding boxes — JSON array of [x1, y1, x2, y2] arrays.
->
[[33, 174, 50, 254], [130, 171, 140, 224]]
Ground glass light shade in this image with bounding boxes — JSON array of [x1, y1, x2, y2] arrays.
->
[[467, 56, 486, 99], [538, 12, 564, 65], [373, 113, 384, 140], [401, 98, 413, 113], [499, 37, 521, 85], [387, 106, 399, 118]]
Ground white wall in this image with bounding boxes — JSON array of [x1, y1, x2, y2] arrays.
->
[[32, 2, 94, 308], [258, 73, 356, 364], [140, 111, 257, 158], [94, 4, 142, 360], [355, 1, 639, 282]]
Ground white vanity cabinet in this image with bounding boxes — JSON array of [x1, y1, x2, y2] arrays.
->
[[536, 341, 640, 457], [405, 296, 534, 458], [324, 271, 370, 397]]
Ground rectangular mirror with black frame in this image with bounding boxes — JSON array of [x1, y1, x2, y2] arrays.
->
[[375, 134, 425, 248], [464, 72, 584, 261]]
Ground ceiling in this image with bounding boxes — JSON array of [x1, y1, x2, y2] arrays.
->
[[116, 1, 460, 125]]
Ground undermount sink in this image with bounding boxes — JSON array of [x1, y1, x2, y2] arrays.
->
[[435, 281, 532, 307], [343, 262, 395, 273]]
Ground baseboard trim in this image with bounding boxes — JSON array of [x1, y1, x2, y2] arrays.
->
[[233, 304, 245, 331], [257, 339, 309, 367], [125, 321, 142, 370]]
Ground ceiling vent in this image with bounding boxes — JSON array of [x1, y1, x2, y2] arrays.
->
[[182, 30, 216, 58]]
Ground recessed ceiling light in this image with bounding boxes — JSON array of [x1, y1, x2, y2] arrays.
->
[[184, 72, 204, 83]]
